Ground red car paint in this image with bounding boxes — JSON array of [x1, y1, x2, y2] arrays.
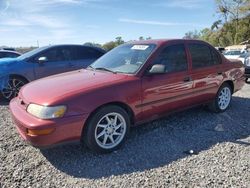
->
[[10, 39, 245, 147]]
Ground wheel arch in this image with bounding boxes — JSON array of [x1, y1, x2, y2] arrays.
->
[[9, 74, 29, 83], [81, 101, 135, 138], [223, 80, 234, 93]]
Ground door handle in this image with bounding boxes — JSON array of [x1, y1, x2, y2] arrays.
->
[[183, 76, 192, 82]]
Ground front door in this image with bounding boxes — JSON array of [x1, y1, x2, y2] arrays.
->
[[33, 46, 73, 79], [141, 43, 194, 120]]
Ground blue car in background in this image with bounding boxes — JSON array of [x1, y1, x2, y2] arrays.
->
[[0, 50, 21, 59], [0, 44, 105, 100]]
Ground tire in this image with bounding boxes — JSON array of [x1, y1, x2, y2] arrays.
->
[[83, 105, 130, 153], [246, 78, 249, 83], [208, 83, 232, 113], [1, 76, 28, 101]]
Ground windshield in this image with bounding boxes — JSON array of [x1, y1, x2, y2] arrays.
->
[[90, 44, 156, 74], [224, 50, 243, 56], [17, 46, 49, 60]]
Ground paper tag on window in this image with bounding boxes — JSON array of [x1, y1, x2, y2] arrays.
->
[[131, 45, 149, 50]]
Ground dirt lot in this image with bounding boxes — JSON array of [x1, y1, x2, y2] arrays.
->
[[0, 83, 250, 187]]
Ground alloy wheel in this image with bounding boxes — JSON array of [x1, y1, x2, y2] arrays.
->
[[94, 112, 126, 149], [218, 87, 231, 110]]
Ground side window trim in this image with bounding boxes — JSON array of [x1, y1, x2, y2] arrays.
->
[[209, 47, 222, 65]]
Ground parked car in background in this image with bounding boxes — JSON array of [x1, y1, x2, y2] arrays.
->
[[10, 39, 245, 153], [215, 47, 225, 53], [238, 52, 250, 64], [223, 50, 247, 61], [0, 44, 105, 100], [244, 54, 250, 82], [1, 47, 16, 51], [0, 50, 21, 58]]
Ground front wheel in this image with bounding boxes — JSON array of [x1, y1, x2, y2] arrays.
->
[[83, 105, 130, 153], [208, 83, 232, 113]]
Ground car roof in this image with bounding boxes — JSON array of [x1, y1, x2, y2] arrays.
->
[[41, 44, 106, 53], [128, 39, 208, 46], [0, 50, 21, 54]]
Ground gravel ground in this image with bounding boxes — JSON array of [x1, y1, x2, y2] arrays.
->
[[0, 84, 250, 188]]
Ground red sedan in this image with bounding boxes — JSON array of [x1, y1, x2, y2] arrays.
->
[[10, 39, 245, 153]]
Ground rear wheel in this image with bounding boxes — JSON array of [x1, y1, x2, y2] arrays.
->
[[83, 105, 130, 153], [1, 76, 27, 101], [208, 83, 232, 113]]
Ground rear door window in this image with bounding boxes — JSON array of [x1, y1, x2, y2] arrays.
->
[[210, 48, 221, 65], [77, 47, 103, 60], [188, 43, 218, 68]]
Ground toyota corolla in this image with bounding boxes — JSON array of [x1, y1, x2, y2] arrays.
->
[[10, 39, 245, 153]]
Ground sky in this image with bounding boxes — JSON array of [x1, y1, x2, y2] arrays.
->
[[0, 0, 217, 47]]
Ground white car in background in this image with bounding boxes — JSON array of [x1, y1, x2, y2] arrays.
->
[[238, 52, 250, 64], [223, 50, 247, 62]]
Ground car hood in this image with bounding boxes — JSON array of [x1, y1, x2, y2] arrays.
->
[[20, 69, 130, 105]]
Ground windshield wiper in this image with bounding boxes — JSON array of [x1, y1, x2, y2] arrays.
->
[[94, 67, 117, 74], [87, 65, 94, 69]]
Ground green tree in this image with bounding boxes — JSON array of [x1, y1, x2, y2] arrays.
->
[[183, 30, 201, 39], [84, 42, 102, 48], [102, 37, 125, 51], [102, 41, 117, 51], [139, 36, 144, 40], [115, 36, 124, 45], [215, 0, 250, 44]]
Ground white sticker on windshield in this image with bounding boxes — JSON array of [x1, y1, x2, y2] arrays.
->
[[131, 45, 149, 50]]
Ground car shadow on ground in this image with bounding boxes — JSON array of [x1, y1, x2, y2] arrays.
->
[[39, 96, 250, 179]]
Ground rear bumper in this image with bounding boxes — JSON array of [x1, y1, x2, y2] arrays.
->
[[10, 98, 88, 147]]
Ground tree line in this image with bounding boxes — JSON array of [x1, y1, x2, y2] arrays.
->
[[84, 36, 152, 51], [184, 0, 250, 47]]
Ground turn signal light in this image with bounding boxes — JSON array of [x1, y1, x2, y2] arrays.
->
[[27, 128, 55, 136]]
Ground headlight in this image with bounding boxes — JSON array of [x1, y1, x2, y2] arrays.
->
[[27, 104, 67, 119]]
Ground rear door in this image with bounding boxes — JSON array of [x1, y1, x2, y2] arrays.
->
[[141, 42, 194, 120], [187, 41, 224, 104], [33, 46, 74, 79]]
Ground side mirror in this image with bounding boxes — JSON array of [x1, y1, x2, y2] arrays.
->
[[38, 56, 48, 64], [148, 64, 166, 74]]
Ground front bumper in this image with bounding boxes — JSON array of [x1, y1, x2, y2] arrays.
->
[[9, 98, 88, 147]]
